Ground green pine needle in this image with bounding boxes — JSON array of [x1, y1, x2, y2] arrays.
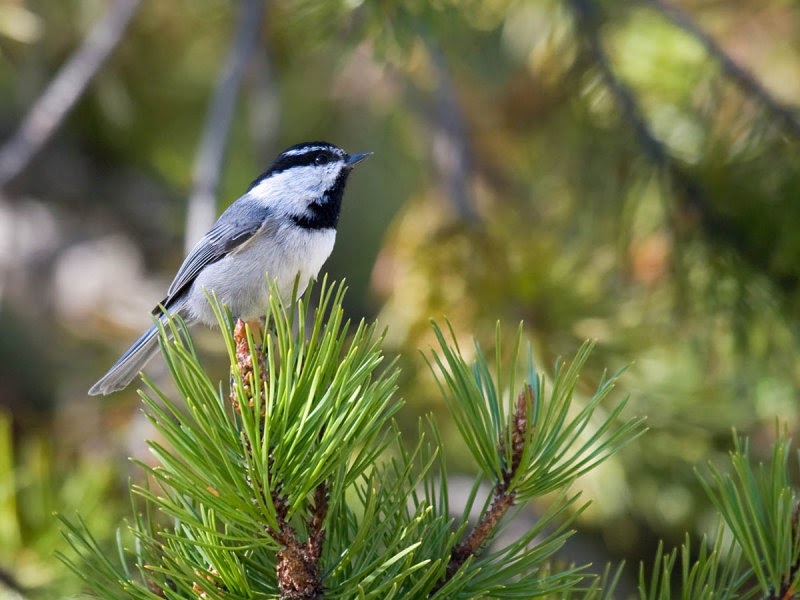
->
[[61, 279, 649, 598], [426, 321, 646, 501], [698, 427, 800, 598]]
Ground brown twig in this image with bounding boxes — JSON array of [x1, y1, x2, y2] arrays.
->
[[232, 317, 325, 598], [268, 482, 325, 599], [266, 466, 328, 598], [230, 318, 267, 413], [646, 0, 800, 140], [444, 491, 516, 582], [307, 482, 329, 563], [256, 463, 322, 599], [271, 491, 323, 600], [0, 0, 141, 189], [184, 0, 266, 252], [506, 386, 530, 480], [435, 387, 533, 591], [569, 0, 672, 172]]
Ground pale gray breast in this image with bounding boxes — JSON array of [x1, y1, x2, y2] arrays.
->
[[185, 222, 336, 324]]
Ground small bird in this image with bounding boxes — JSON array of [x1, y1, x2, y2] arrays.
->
[[89, 141, 370, 395]]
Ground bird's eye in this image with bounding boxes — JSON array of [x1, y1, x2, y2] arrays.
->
[[315, 153, 330, 166]]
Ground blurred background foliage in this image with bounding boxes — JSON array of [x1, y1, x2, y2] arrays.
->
[[0, 0, 798, 596]]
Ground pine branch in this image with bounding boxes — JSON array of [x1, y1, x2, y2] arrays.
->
[[427, 323, 645, 595], [568, 0, 700, 201], [265, 446, 325, 599], [697, 429, 800, 599], [645, 0, 800, 139], [231, 317, 325, 599], [0, 0, 141, 189], [568, 0, 794, 294], [274, 499, 323, 600], [637, 429, 800, 599], [61, 282, 642, 597], [230, 318, 266, 414], [440, 387, 531, 586], [639, 526, 751, 600], [308, 482, 329, 563], [771, 500, 800, 600]]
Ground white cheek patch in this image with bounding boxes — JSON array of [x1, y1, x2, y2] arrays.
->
[[247, 164, 343, 216]]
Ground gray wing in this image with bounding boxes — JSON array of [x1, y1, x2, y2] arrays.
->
[[157, 201, 271, 310]]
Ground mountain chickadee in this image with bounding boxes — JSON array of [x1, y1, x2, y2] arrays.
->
[[89, 141, 370, 395]]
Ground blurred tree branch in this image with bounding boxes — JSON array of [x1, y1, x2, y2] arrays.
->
[[0, 0, 141, 190], [0, 567, 27, 599], [646, 0, 800, 139], [184, 0, 266, 252], [568, 0, 706, 217], [568, 0, 798, 293], [427, 42, 477, 223]]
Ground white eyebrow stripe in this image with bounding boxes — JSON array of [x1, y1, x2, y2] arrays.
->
[[282, 146, 337, 156]]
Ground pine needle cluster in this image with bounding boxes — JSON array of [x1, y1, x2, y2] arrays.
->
[[61, 278, 800, 599], [60, 279, 643, 598]]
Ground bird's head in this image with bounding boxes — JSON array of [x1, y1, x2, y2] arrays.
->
[[246, 141, 371, 230]]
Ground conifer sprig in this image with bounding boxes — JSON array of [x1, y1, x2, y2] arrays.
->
[[61, 279, 644, 598], [427, 322, 646, 594], [638, 526, 753, 600], [427, 323, 644, 501], [698, 429, 800, 599], [632, 428, 800, 600]]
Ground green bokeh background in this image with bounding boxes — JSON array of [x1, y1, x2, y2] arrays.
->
[[0, 0, 798, 595]]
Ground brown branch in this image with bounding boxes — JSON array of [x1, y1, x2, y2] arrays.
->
[[276, 545, 323, 600], [272, 493, 320, 599], [273, 482, 328, 599], [260, 474, 323, 599], [646, 0, 800, 140], [184, 0, 266, 252], [307, 482, 329, 563], [435, 387, 532, 591], [231, 317, 325, 598], [230, 318, 267, 413], [444, 490, 516, 583], [0, 0, 141, 189], [506, 386, 531, 480], [570, 0, 673, 171], [270, 484, 326, 599]]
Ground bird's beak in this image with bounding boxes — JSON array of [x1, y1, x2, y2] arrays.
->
[[346, 152, 372, 167]]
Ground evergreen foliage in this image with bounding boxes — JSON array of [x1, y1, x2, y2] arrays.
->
[[58, 280, 800, 598], [60, 280, 644, 598], [619, 428, 799, 600]]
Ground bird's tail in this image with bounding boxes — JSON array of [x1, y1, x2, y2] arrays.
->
[[88, 324, 163, 396]]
